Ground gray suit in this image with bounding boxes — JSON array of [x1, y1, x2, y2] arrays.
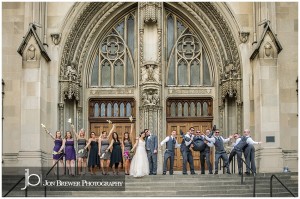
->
[[244, 144, 256, 173], [145, 134, 158, 174]]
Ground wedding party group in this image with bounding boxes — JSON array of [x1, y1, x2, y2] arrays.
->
[[42, 122, 262, 178]]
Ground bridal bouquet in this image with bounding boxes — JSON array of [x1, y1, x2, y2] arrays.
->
[[124, 151, 134, 159], [52, 151, 62, 155]]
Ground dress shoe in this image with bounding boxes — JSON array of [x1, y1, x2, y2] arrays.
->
[[191, 172, 197, 175], [149, 173, 153, 175], [183, 173, 188, 175], [245, 172, 250, 176], [226, 171, 231, 174], [209, 172, 213, 174], [153, 173, 157, 175], [238, 172, 242, 175], [169, 173, 173, 175], [201, 172, 205, 175], [162, 172, 166, 175], [214, 172, 218, 175]]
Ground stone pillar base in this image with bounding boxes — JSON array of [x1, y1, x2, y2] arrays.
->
[[2, 153, 19, 167], [256, 147, 283, 173], [17, 151, 42, 167]]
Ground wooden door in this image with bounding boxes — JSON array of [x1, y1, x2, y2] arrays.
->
[[166, 122, 214, 171], [90, 123, 136, 141]]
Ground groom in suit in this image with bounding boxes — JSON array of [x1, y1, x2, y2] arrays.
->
[[145, 129, 158, 175]]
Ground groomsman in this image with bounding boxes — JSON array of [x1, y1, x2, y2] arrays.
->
[[160, 130, 181, 175], [205, 130, 232, 174], [145, 129, 158, 175], [228, 130, 261, 175], [180, 127, 196, 175], [244, 144, 256, 175], [243, 129, 261, 175], [199, 129, 214, 174]]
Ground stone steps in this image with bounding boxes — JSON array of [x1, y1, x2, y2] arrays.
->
[[3, 172, 298, 197]]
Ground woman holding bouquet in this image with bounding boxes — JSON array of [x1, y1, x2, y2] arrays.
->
[[98, 123, 116, 175], [58, 131, 76, 176], [41, 125, 64, 174], [84, 132, 99, 175], [122, 123, 134, 175], [71, 125, 88, 175]]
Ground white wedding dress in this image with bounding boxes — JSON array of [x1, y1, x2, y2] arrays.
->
[[130, 139, 149, 177]]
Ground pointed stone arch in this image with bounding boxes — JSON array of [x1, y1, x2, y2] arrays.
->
[[58, 2, 244, 134]]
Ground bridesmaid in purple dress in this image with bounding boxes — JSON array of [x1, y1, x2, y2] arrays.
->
[[42, 127, 64, 175], [58, 131, 76, 176]]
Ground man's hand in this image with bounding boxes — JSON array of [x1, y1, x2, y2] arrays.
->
[[153, 149, 157, 154]]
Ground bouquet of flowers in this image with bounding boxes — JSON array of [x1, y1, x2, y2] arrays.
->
[[52, 151, 62, 155], [124, 151, 134, 159]]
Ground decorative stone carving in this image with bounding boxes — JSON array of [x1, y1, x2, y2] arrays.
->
[[50, 33, 61, 45], [239, 31, 250, 43], [264, 42, 273, 58], [142, 88, 160, 106], [141, 62, 160, 83], [140, 2, 161, 24], [26, 45, 36, 61], [17, 23, 51, 62], [59, 61, 81, 102], [65, 61, 78, 81], [168, 88, 212, 95], [220, 60, 242, 103]]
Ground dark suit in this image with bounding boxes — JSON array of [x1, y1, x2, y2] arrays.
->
[[145, 134, 158, 174]]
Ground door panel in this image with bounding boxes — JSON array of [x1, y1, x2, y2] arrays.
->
[[90, 123, 136, 142], [167, 122, 214, 171]]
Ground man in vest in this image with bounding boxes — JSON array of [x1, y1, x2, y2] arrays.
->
[[160, 130, 181, 175], [243, 129, 261, 175], [205, 130, 232, 174], [180, 127, 196, 175], [229, 129, 262, 175], [199, 129, 215, 174]]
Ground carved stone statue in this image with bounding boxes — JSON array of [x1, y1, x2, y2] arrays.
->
[[142, 89, 159, 106], [141, 63, 159, 83], [65, 62, 77, 81]]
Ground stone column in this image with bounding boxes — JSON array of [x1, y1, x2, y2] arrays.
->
[[138, 2, 163, 173], [250, 21, 283, 172]]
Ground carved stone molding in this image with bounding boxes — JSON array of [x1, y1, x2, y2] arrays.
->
[[89, 88, 134, 95], [239, 31, 250, 43], [168, 88, 212, 95], [50, 33, 61, 45]]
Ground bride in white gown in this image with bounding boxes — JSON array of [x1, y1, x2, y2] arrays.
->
[[130, 131, 149, 177]]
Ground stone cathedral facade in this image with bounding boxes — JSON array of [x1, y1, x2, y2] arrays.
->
[[2, 2, 298, 172]]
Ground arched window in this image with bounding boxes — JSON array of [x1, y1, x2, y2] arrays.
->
[[90, 13, 136, 87], [166, 12, 212, 86]]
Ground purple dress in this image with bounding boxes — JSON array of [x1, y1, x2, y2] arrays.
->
[[53, 139, 63, 160], [65, 139, 76, 160]]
